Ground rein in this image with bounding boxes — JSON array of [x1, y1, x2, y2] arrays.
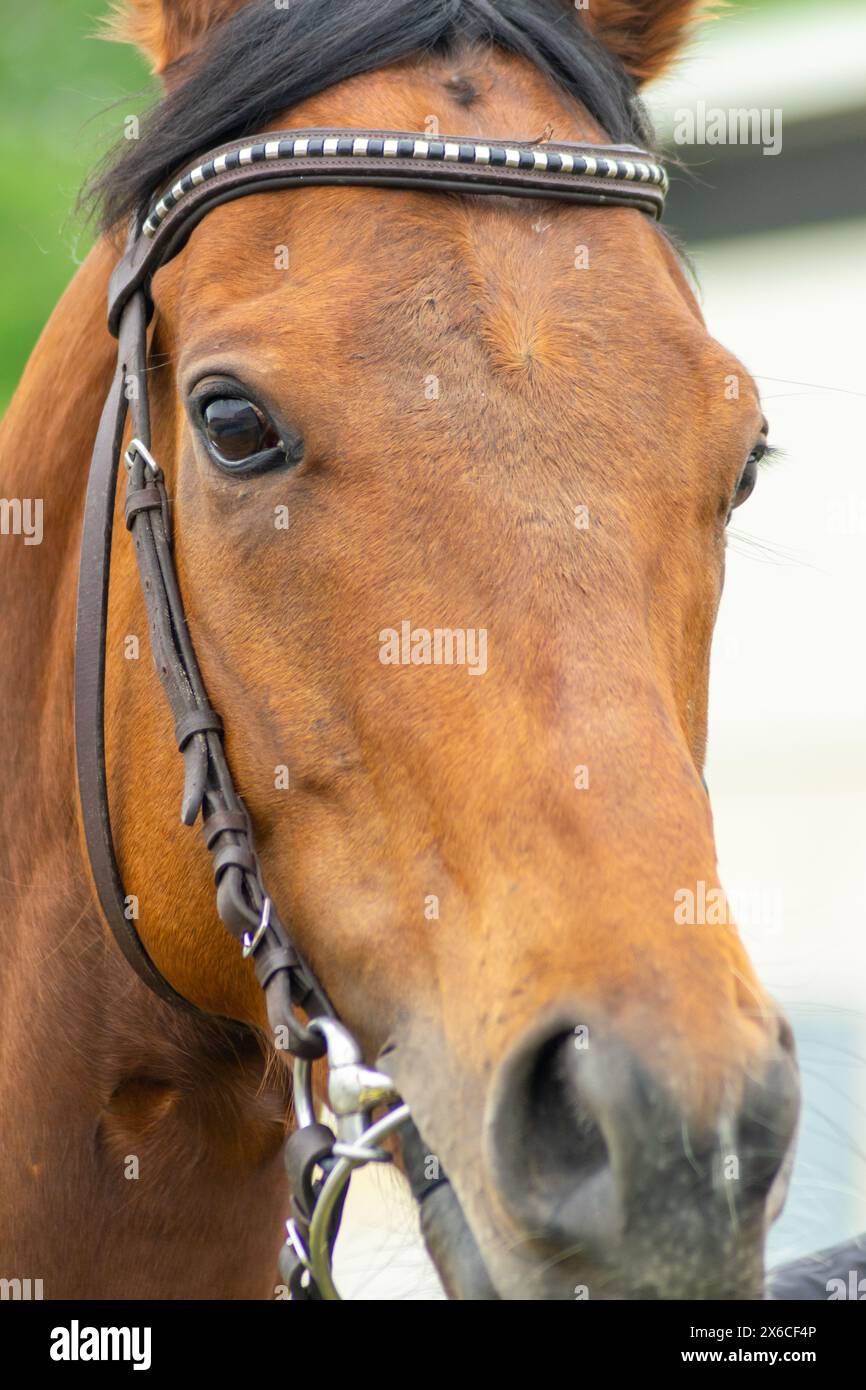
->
[[74, 126, 668, 1298]]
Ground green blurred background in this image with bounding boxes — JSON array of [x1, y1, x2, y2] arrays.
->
[[0, 2, 153, 413]]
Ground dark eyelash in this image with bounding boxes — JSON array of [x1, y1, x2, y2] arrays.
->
[[757, 444, 784, 469], [190, 380, 254, 412]]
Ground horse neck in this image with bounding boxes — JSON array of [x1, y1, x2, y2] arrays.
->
[[0, 237, 117, 838], [0, 236, 126, 1069]]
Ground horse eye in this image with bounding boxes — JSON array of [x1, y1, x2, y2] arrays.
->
[[199, 396, 284, 471], [731, 443, 764, 512]]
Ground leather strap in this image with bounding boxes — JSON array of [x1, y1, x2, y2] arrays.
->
[[280, 1122, 347, 1300]]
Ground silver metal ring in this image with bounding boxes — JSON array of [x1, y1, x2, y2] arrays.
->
[[331, 1140, 391, 1163], [307, 1103, 412, 1300]]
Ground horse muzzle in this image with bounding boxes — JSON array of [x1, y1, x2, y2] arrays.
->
[[480, 1007, 800, 1299]]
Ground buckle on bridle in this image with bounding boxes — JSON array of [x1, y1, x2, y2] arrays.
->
[[242, 896, 271, 958], [124, 436, 162, 480]]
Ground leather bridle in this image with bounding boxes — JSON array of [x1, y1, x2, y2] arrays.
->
[[74, 126, 668, 1298]]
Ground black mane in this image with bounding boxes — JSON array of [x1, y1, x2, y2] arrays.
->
[[85, 0, 651, 233]]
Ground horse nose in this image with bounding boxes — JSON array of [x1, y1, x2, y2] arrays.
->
[[484, 1011, 799, 1278]]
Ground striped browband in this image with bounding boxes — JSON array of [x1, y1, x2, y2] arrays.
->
[[106, 127, 668, 334], [143, 129, 668, 237]]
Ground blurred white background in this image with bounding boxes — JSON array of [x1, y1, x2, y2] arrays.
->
[[653, 0, 866, 1273], [699, 217, 866, 1268]]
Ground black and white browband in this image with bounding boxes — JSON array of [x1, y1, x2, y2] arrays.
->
[[142, 128, 668, 237]]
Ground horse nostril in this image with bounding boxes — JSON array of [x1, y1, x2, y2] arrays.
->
[[524, 1035, 609, 1190], [485, 1026, 621, 1250]]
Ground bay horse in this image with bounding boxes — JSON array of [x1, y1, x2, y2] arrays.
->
[[0, 0, 800, 1300]]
